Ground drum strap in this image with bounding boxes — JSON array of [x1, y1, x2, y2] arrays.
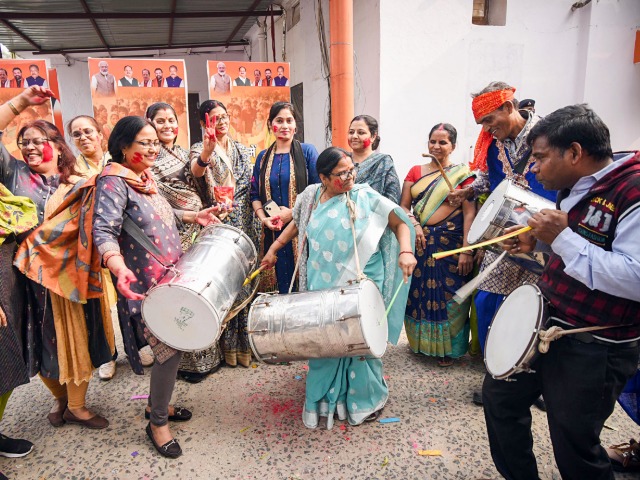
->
[[345, 191, 365, 281], [122, 214, 170, 268], [538, 324, 624, 354]]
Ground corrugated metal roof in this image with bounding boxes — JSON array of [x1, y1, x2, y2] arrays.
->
[[0, 0, 276, 54]]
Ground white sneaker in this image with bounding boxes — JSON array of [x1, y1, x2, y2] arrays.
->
[[139, 346, 155, 367], [98, 360, 116, 380]]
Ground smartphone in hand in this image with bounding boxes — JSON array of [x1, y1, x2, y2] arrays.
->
[[263, 200, 282, 217]]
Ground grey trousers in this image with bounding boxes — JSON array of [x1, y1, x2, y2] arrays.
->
[[148, 352, 182, 426]]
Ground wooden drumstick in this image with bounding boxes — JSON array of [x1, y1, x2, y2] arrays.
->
[[422, 153, 454, 193], [243, 266, 264, 286]]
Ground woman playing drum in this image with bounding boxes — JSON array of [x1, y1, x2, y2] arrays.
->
[[93, 117, 221, 458], [400, 123, 477, 367], [261, 147, 416, 429], [190, 100, 259, 369]]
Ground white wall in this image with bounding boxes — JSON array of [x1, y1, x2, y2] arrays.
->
[[379, 0, 640, 178]]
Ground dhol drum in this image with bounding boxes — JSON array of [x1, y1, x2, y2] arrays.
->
[[248, 278, 387, 363], [467, 179, 555, 274], [142, 224, 257, 352], [484, 284, 548, 380]]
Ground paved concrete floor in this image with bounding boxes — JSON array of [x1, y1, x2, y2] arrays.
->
[[1, 328, 639, 480]]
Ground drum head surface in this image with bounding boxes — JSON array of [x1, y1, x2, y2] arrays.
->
[[485, 284, 542, 378], [358, 280, 388, 357], [142, 285, 222, 352], [467, 180, 510, 244]]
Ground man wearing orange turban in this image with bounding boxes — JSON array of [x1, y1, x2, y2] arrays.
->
[[447, 81, 557, 408]]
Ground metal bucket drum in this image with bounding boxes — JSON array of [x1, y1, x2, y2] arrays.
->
[[248, 278, 387, 363], [484, 284, 548, 380], [142, 224, 257, 352], [467, 179, 555, 273]]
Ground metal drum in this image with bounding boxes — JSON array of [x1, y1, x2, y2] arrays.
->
[[248, 278, 387, 363], [467, 179, 555, 274], [484, 284, 548, 380], [142, 224, 257, 352]]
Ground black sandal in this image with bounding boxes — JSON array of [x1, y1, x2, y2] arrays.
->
[[145, 423, 182, 459], [145, 406, 192, 422], [365, 409, 383, 422], [607, 439, 640, 472]]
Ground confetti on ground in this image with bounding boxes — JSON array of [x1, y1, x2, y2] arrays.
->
[[383, 375, 390, 380], [240, 426, 252, 433], [302, 365, 309, 370], [131, 451, 139, 457], [259, 453, 269, 460], [381, 456, 389, 467], [130, 395, 149, 400], [418, 450, 442, 456], [379, 417, 400, 424], [429, 397, 437, 403], [294, 375, 302, 380], [339, 425, 347, 431], [252, 364, 258, 369]]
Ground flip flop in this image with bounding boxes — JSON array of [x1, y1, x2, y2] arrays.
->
[[438, 357, 454, 367]]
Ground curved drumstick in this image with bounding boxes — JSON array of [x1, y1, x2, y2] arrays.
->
[[422, 153, 454, 193], [243, 266, 264, 286], [432, 225, 532, 260]]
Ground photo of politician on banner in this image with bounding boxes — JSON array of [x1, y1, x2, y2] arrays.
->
[[0, 59, 53, 159], [206, 61, 291, 161], [88, 58, 190, 147]]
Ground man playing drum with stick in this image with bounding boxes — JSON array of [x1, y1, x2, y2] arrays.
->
[[484, 104, 640, 480], [449, 81, 556, 407]]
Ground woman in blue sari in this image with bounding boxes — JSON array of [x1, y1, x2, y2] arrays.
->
[[250, 102, 319, 293], [400, 123, 476, 367], [261, 147, 416, 429]]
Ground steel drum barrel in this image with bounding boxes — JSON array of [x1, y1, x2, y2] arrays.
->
[[248, 278, 387, 363], [142, 224, 257, 352]]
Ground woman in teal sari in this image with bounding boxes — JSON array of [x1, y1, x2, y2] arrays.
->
[[261, 147, 416, 429], [400, 123, 477, 366]]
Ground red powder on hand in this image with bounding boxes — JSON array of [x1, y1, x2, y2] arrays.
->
[[42, 142, 54, 162], [205, 113, 210, 129]]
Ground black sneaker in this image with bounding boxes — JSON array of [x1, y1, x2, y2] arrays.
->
[[533, 396, 547, 412], [472, 390, 484, 406], [1, 470, 8, 480], [0, 433, 34, 458]]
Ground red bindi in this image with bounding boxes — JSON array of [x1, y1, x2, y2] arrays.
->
[[42, 142, 54, 163]]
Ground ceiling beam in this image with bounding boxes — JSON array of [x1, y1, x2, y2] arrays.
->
[[225, 0, 263, 47], [30, 40, 249, 55], [167, 0, 177, 47], [79, 0, 110, 51], [0, 10, 283, 20], [0, 19, 41, 50]]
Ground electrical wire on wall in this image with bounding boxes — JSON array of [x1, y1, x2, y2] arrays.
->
[[279, 4, 287, 61], [315, 0, 332, 145]]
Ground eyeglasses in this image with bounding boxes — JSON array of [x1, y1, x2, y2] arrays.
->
[[329, 168, 356, 181], [215, 115, 230, 123], [134, 140, 161, 149], [17, 137, 49, 148], [71, 128, 97, 139]]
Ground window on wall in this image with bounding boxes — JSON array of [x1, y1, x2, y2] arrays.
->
[[472, 0, 507, 26], [287, 2, 301, 31]]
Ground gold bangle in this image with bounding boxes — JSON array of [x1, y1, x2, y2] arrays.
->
[[7, 101, 20, 116]]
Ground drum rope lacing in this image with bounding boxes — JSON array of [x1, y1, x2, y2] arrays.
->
[[537, 325, 620, 354]]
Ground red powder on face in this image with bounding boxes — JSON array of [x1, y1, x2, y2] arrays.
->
[[131, 152, 144, 164], [272, 125, 278, 133], [42, 142, 54, 163], [363, 138, 371, 148], [333, 178, 342, 188], [173, 127, 179, 135]]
